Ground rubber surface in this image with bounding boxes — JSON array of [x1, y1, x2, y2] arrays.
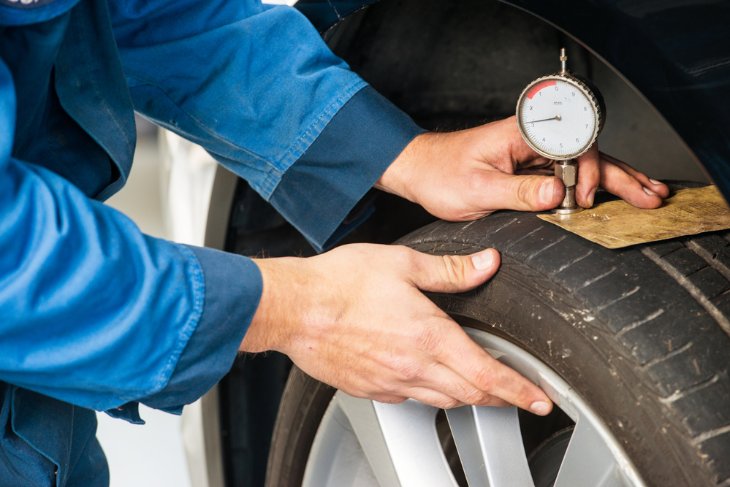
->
[[267, 202, 730, 487], [404, 208, 730, 486]]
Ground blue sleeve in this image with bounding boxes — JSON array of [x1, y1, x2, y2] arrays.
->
[[0, 59, 260, 412], [111, 0, 424, 251]]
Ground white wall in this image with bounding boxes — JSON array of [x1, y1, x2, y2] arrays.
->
[[100, 131, 192, 487]]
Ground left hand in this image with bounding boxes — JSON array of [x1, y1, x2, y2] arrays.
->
[[376, 116, 670, 220]]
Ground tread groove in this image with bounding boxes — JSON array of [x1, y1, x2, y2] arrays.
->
[[595, 286, 641, 312], [639, 340, 693, 371], [659, 372, 719, 405], [578, 266, 617, 290], [503, 226, 542, 249], [615, 308, 665, 338], [402, 214, 730, 485], [491, 217, 518, 234], [659, 374, 720, 404], [642, 247, 730, 337], [683, 264, 710, 279], [525, 235, 566, 261], [691, 424, 730, 447], [556, 249, 593, 273]]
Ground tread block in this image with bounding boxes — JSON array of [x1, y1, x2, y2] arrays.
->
[[595, 289, 668, 335], [504, 224, 561, 260], [405, 214, 730, 485], [617, 303, 712, 365], [575, 270, 640, 308], [689, 235, 730, 281], [687, 267, 730, 300], [661, 247, 709, 277], [647, 240, 684, 257], [525, 237, 611, 278], [481, 216, 538, 248], [711, 291, 730, 318], [644, 332, 729, 395], [691, 234, 730, 256], [697, 433, 730, 485], [671, 375, 730, 435], [554, 255, 625, 291]]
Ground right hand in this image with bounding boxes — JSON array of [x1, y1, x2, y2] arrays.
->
[[242, 243, 553, 415], [376, 116, 669, 220]]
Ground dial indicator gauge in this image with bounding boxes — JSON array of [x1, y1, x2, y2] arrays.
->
[[516, 75, 602, 161]]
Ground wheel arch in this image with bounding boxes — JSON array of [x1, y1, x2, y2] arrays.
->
[[201, 1, 726, 484], [306, 0, 728, 193]]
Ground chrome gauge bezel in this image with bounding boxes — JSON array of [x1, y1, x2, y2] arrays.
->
[[516, 73, 604, 161]]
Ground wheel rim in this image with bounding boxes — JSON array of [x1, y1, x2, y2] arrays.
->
[[302, 328, 645, 487]]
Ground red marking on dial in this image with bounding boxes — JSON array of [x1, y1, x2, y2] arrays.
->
[[526, 80, 557, 99]]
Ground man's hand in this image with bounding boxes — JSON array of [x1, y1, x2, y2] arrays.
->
[[243, 244, 553, 415], [377, 116, 670, 219]]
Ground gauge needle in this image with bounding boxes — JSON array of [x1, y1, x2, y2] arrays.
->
[[525, 115, 562, 123]]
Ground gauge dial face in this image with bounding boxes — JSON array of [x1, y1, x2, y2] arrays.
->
[[517, 77, 599, 160]]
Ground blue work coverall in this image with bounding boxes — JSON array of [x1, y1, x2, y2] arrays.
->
[[0, 0, 421, 484]]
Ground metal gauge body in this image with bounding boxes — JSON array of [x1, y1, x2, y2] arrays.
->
[[516, 49, 605, 213], [517, 76, 603, 160]]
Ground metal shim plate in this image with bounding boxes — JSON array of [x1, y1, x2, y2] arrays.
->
[[537, 185, 730, 249]]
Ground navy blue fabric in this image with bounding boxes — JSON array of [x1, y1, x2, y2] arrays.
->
[[295, 0, 379, 33], [142, 245, 261, 412], [0, 384, 109, 486], [0, 0, 79, 26], [271, 85, 424, 251], [55, 0, 137, 200], [111, 2, 370, 212], [0, 0, 421, 484]]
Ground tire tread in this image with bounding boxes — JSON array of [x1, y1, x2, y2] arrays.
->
[[404, 211, 730, 485]]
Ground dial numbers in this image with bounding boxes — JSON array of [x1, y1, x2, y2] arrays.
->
[[517, 77, 598, 160]]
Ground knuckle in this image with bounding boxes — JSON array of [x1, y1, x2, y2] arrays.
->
[[463, 388, 487, 405], [439, 398, 461, 410], [415, 325, 440, 353], [517, 178, 535, 206], [440, 254, 467, 285], [468, 172, 490, 192], [473, 366, 495, 392], [395, 245, 415, 262], [517, 382, 537, 404], [480, 395, 508, 407], [372, 378, 400, 395], [374, 395, 406, 404], [393, 359, 423, 382], [395, 246, 419, 271]]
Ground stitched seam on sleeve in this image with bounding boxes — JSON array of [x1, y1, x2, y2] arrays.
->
[[115, 243, 206, 403], [126, 74, 367, 199], [126, 75, 273, 166], [270, 80, 367, 176]]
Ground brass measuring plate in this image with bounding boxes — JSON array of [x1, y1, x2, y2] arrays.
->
[[538, 185, 730, 249]]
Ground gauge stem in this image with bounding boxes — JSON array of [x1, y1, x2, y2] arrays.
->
[[560, 48, 567, 75]]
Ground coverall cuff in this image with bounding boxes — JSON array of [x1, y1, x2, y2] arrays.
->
[[139, 245, 262, 412], [269, 85, 425, 252]]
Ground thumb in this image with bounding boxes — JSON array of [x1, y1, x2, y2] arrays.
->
[[479, 171, 564, 211], [409, 248, 501, 293]]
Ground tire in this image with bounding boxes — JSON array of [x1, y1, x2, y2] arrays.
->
[[267, 196, 730, 487]]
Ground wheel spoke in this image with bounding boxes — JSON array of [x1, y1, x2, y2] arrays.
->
[[553, 417, 624, 487], [446, 406, 535, 487], [336, 392, 457, 487]]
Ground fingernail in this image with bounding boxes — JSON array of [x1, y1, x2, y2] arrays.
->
[[643, 186, 657, 196], [539, 179, 559, 206], [471, 251, 493, 270], [649, 178, 662, 185], [530, 401, 551, 415]]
